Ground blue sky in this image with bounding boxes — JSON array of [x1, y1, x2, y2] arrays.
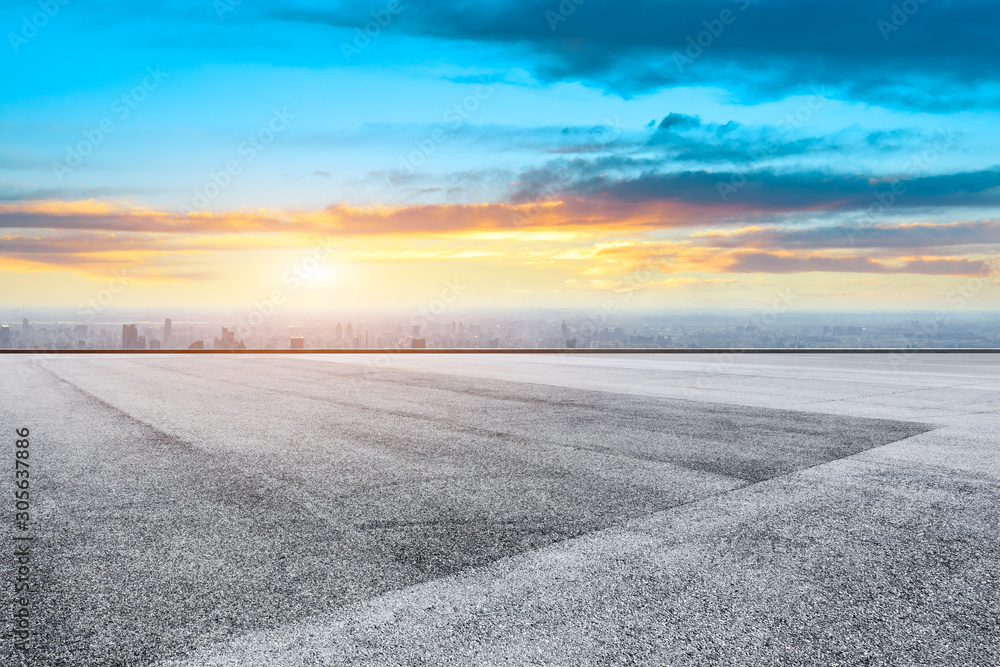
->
[[2, 0, 1000, 309]]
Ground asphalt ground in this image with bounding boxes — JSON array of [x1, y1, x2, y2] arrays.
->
[[1, 353, 996, 665]]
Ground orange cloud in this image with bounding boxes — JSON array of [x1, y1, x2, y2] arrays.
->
[[0, 196, 732, 237], [2, 199, 997, 291]]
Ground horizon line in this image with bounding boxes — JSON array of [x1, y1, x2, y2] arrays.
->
[[3, 348, 999, 355]]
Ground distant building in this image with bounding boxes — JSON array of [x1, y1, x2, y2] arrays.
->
[[188, 340, 204, 350], [290, 336, 304, 349], [149, 340, 161, 350], [164, 318, 172, 343], [21, 318, 29, 341], [345, 322, 354, 343], [122, 324, 138, 349], [411, 338, 426, 349], [412, 325, 420, 337], [335, 322, 342, 343], [0, 325, 9, 347], [213, 326, 245, 349]]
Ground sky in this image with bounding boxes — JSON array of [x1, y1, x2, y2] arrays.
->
[[2, 0, 1000, 313]]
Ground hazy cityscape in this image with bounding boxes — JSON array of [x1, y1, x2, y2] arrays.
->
[[3, 310, 999, 350]]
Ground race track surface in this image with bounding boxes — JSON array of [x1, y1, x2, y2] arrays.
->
[[2, 353, 997, 665]]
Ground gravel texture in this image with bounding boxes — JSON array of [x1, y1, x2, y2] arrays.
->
[[0, 353, 996, 666]]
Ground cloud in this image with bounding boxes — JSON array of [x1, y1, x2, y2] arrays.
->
[[509, 164, 1000, 215], [700, 220, 1000, 250], [0, 198, 642, 241], [722, 251, 994, 276], [642, 114, 931, 165], [273, 0, 1000, 109], [0, 232, 290, 256], [4, 199, 998, 280]]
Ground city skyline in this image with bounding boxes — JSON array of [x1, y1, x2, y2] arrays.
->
[[4, 308, 1000, 351]]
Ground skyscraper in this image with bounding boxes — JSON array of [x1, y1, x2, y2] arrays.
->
[[213, 326, 241, 349], [21, 318, 29, 341], [122, 324, 138, 350], [335, 322, 342, 343], [164, 318, 172, 343], [0, 325, 9, 347]]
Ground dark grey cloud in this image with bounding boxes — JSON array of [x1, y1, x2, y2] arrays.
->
[[273, 0, 1000, 110], [706, 220, 1000, 250], [642, 114, 929, 164], [508, 160, 1000, 213], [724, 252, 990, 275]]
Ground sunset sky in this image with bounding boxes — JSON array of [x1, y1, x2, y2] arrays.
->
[[2, 0, 1000, 311]]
